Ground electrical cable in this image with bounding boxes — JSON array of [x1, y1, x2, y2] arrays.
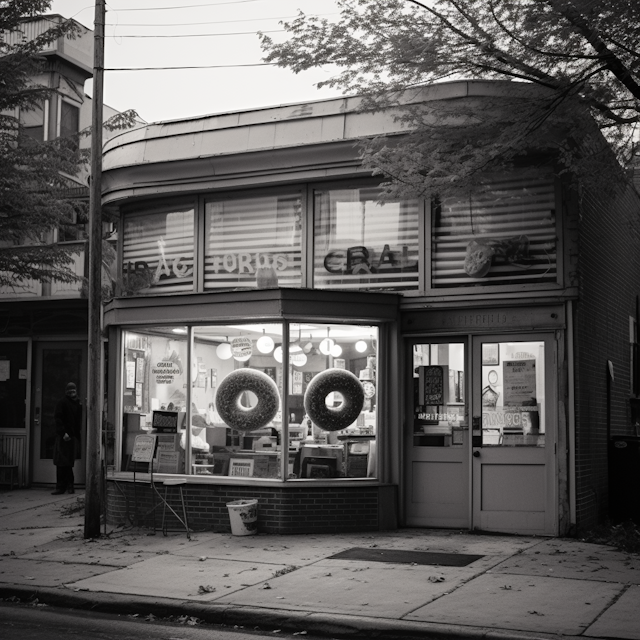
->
[[104, 29, 282, 38], [104, 62, 275, 70], [109, 0, 262, 11]]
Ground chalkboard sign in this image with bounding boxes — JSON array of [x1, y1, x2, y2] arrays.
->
[[419, 365, 445, 405]]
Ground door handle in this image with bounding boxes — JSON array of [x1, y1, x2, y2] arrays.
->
[[473, 450, 480, 458]]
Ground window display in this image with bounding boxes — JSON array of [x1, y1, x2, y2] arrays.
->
[[120, 322, 379, 481]]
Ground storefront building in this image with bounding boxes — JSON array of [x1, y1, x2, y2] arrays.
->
[[101, 81, 640, 536]]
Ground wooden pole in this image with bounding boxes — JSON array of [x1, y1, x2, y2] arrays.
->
[[85, 0, 105, 539]]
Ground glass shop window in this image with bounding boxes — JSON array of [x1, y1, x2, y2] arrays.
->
[[120, 323, 379, 480], [314, 186, 420, 291], [121, 206, 195, 296], [432, 169, 557, 288], [286, 323, 378, 479], [121, 328, 189, 473], [203, 193, 303, 290], [413, 343, 467, 446], [191, 323, 285, 479], [480, 341, 546, 447]]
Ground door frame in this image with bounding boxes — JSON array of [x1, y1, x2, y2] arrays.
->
[[31, 340, 87, 485], [471, 332, 557, 536], [403, 336, 471, 528], [0, 338, 31, 486], [403, 331, 558, 535]]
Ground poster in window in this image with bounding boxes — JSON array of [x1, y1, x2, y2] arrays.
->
[[292, 369, 303, 395], [126, 360, 136, 389], [229, 458, 254, 477], [503, 359, 537, 405], [419, 365, 445, 405]]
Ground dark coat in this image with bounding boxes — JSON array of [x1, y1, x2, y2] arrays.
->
[[53, 395, 82, 467]]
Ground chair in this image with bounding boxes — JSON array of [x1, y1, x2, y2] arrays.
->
[[152, 477, 191, 539]]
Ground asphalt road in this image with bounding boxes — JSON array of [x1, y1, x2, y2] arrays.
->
[[0, 602, 314, 640]]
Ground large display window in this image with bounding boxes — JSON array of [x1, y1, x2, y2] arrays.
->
[[120, 322, 379, 481]]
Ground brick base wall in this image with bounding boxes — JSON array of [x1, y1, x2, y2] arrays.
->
[[106, 480, 397, 534]]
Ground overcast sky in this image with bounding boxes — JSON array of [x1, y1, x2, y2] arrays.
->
[[49, 0, 344, 124]]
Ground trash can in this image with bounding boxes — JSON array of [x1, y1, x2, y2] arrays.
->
[[226, 499, 258, 536], [608, 436, 640, 525]]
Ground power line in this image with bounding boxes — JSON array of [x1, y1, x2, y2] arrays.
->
[[108, 0, 262, 11], [105, 29, 282, 38], [104, 12, 337, 27], [104, 62, 275, 70]]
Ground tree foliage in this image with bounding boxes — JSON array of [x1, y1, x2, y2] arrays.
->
[[0, 0, 137, 289], [261, 0, 640, 198]]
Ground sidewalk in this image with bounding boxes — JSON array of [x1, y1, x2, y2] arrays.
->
[[1, 487, 639, 640]]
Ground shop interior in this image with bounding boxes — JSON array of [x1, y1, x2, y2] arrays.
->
[[121, 322, 379, 480]]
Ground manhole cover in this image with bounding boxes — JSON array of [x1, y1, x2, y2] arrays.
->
[[328, 548, 483, 567]]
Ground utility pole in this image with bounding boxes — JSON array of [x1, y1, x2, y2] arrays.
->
[[85, 0, 105, 539]]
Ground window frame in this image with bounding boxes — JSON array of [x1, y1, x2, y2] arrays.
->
[[424, 169, 564, 297], [200, 186, 306, 292], [113, 319, 383, 485]]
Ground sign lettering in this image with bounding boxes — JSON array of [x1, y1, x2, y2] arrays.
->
[[324, 244, 417, 275]]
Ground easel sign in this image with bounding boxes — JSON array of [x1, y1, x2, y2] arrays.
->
[[132, 434, 157, 463]]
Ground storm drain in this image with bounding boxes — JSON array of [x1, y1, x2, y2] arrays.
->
[[328, 548, 483, 567]]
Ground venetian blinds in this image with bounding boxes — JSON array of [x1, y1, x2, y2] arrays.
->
[[432, 171, 557, 288], [122, 208, 195, 295], [313, 187, 420, 291], [204, 194, 302, 290]]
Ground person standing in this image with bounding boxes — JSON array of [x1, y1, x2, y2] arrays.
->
[[51, 382, 82, 495]]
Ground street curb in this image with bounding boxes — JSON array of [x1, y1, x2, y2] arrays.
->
[[0, 583, 575, 640]]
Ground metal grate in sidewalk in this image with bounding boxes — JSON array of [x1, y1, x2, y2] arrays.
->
[[328, 547, 484, 566]]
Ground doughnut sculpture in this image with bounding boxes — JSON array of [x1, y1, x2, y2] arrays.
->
[[215, 368, 280, 432], [304, 368, 365, 432]]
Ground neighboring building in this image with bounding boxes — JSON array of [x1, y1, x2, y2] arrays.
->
[[0, 15, 137, 489]]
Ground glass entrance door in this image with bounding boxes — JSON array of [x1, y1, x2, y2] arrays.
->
[[471, 334, 557, 535], [405, 340, 470, 528], [32, 342, 86, 485]]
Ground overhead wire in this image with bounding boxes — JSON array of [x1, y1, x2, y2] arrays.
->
[[97, 1, 338, 72], [104, 63, 275, 70], [104, 30, 283, 38], [108, 0, 263, 10]]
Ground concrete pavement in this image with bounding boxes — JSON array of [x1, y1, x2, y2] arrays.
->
[[0, 487, 639, 640]]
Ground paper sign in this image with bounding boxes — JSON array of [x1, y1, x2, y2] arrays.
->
[[0, 361, 9, 381], [132, 434, 157, 463], [503, 359, 537, 405]]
